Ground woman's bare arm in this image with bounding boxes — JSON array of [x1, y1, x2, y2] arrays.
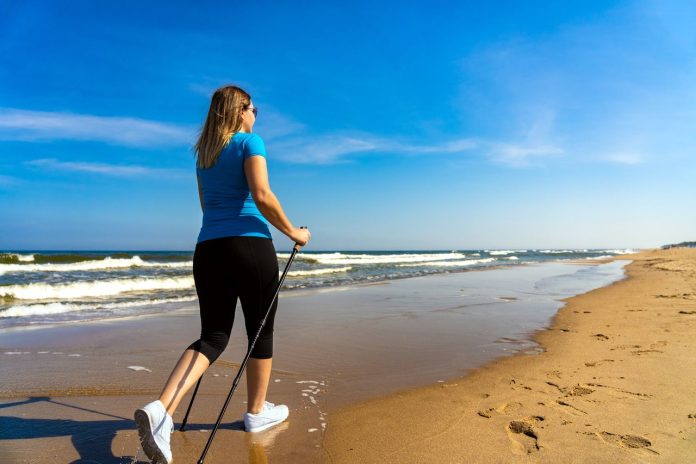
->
[[244, 156, 297, 238], [196, 175, 204, 213]]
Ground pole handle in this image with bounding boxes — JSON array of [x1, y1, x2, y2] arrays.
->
[[293, 225, 307, 252]]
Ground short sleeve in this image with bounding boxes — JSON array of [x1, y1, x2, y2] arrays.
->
[[243, 133, 267, 161]]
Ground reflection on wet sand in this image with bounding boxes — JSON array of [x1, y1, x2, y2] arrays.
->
[[246, 422, 289, 464]]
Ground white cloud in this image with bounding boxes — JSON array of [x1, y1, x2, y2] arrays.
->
[[267, 127, 565, 168], [455, 1, 696, 167], [604, 152, 644, 165], [0, 174, 17, 187], [488, 143, 564, 168], [253, 108, 306, 141], [26, 158, 188, 178], [0, 108, 195, 147], [268, 133, 480, 164]]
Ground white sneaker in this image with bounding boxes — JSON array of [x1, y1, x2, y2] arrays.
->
[[244, 401, 289, 432], [134, 400, 173, 464]]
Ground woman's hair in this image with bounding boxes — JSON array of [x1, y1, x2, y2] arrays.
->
[[194, 85, 251, 169]]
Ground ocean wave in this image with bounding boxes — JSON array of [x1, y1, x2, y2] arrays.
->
[[537, 249, 588, 254], [0, 296, 198, 318], [487, 250, 526, 255], [600, 249, 639, 254], [397, 258, 497, 267], [279, 252, 468, 265], [535, 249, 636, 255], [0, 256, 192, 275], [287, 266, 352, 277], [1, 276, 194, 300], [0, 253, 36, 264], [505, 256, 519, 260]]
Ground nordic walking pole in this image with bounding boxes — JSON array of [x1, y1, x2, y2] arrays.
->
[[196, 231, 305, 464], [179, 376, 201, 431]]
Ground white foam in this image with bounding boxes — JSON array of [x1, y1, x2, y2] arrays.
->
[[287, 266, 351, 277], [0, 256, 192, 275], [537, 249, 587, 254], [600, 248, 639, 254], [505, 256, 519, 260], [487, 250, 524, 255], [0, 296, 197, 318], [397, 258, 497, 267], [280, 252, 468, 265], [1, 276, 194, 301], [127, 366, 152, 372]]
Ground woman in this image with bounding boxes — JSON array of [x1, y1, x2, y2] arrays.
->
[[134, 85, 311, 464]]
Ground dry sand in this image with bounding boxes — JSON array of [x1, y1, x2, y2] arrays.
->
[[324, 248, 696, 463]]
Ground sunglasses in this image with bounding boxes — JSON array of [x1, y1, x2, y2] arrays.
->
[[246, 106, 258, 117]]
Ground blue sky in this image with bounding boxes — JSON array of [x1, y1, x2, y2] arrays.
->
[[1, 0, 694, 251]]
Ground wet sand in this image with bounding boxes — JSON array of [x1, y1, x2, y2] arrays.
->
[[0, 257, 636, 463], [324, 247, 696, 463]]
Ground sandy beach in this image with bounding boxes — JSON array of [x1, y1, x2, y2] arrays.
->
[[1, 248, 693, 463], [324, 247, 696, 463]]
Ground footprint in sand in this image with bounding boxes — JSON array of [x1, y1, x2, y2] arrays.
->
[[610, 344, 641, 351], [553, 399, 588, 416], [656, 293, 695, 300], [507, 416, 544, 455], [593, 333, 610, 341], [546, 382, 594, 397], [479, 401, 524, 418], [593, 431, 658, 454], [566, 385, 594, 396], [496, 401, 524, 415], [630, 349, 664, 355], [584, 359, 615, 367]]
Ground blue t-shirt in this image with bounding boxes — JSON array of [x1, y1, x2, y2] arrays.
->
[[196, 132, 272, 243]]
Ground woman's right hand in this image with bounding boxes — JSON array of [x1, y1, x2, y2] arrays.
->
[[290, 227, 311, 247]]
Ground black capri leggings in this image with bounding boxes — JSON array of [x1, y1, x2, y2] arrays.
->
[[188, 236, 280, 363]]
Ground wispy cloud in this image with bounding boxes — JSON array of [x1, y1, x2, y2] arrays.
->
[[267, 127, 563, 167], [253, 107, 306, 141], [0, 174, 18, 187], [488, 143, 564, 168], [268, 132, 481, 164], [604, 152, 645, 165], [0, 108, 196, 147], [455, 1, 696, 167], [26, 158, 188, 178]]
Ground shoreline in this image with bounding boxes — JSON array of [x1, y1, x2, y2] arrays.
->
[[323, 247, 696, 463], [0, 254, 619, 333]]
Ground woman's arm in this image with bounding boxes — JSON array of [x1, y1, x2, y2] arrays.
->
[[196, 175, 204, 213], [244, 156, 309, 245]]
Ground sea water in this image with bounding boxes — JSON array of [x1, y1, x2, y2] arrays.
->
[[0, 249, 637, 328]]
